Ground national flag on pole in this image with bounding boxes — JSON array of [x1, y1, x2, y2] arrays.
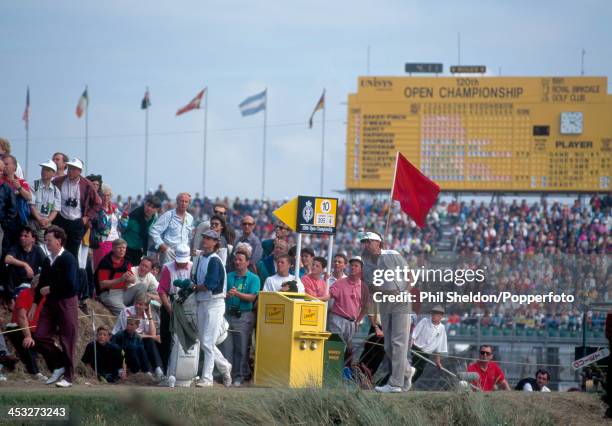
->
[[141, 88, 151, 110], [391, 152, 440, 228], [176, 89, 204, 116], [76, 88, 88, 118], [308, 90, 325, 128], [22, 87, 30, 129], [239, 89, 266, 116]]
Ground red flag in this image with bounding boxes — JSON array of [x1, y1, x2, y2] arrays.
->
[[176, 89, 205, 116], [391, 152, 440, 228]]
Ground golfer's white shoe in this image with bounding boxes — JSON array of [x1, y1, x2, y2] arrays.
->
[[375, 384, 402, 393]]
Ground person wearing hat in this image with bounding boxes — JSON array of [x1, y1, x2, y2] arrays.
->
[[410, 306, 448, 385], [156, 243, 193, 371], [193, 229, 232, 387], [360, 231, 414, 393], [29, 160, 61, 250], [328, 256, 370, 366], [52, 158, 102, 259]]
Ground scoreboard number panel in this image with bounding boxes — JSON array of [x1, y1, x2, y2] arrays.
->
[[346, 76, 611, 192]]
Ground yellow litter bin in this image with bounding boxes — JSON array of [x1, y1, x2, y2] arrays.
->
[[254, 292, 331, 388]]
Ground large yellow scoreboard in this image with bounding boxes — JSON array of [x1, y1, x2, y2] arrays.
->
[[345, 76, 612, 192]]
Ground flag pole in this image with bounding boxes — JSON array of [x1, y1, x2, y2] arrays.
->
[[384, 151, 400, 238], [85, 85, 89, 174], [261, 89, 267, 199], [144, 87, 149, 196], [320, 89, 326, 196], [203, 87, 208, 195], [25, 86, 29, 178]]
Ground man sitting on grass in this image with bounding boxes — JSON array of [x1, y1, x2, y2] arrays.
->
[[82, 325, 124, 383], [515, 369, 551, 392]]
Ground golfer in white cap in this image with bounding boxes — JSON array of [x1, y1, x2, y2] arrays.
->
[[360, 231, 415, 393], [29, 160, 61, 247], [194, 229, 232, 387]]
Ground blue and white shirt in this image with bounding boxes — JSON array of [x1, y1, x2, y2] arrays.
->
[[149, 209, 193, 250]]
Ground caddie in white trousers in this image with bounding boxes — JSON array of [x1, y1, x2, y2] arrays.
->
[[194, 229, 232, 387]]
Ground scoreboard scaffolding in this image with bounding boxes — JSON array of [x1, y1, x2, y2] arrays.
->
[[345, 76, 612, 192]]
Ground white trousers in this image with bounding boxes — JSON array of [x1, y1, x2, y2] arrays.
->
[[197, 298, 231, 382]]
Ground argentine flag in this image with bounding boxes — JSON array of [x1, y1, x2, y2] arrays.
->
[[239, 89, 266, 116]]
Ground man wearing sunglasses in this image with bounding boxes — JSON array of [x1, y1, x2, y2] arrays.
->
[[467, 345, 510, 391], [234, 215, 262, 268]]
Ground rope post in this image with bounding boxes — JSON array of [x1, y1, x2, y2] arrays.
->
[[92, 311, 98, 379]]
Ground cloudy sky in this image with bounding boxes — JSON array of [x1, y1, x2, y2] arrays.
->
[[2, 0, 611, 200]]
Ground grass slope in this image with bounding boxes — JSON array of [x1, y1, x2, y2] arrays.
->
[[0, 387, 608, 426]]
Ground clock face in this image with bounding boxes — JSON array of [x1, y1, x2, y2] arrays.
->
[[560, 112, 583, 134]]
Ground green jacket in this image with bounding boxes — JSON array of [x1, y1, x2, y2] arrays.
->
[[121, 205, 157, 252]]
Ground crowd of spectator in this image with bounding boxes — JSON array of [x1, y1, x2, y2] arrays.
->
[[0, 133, 609, 387], [125, 188, 610, 337]]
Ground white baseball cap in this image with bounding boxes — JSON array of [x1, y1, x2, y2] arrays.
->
[[39, 160, 57, 172], [360, 231, 382, 242], [66, 158, 84, 170], [175, 244, 191, 263], [349, 256, 363, 265]]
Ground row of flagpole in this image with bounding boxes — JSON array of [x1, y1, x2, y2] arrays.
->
[[19, 86, 327, 198]]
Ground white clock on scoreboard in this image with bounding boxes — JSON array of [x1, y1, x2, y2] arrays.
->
[[560, 111, 584, 135]]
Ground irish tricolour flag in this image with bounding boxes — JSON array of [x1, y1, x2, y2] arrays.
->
[[76, 88, 88, 118]]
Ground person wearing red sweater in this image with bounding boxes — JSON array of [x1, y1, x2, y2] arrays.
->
[[467, 344, 511, 391], [33, 226, 79, 388]]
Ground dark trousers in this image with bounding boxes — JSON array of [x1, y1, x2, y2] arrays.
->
[[143, 338, 162, 369], [411, 348, 430, 383], [123, 341, 151, 373], [6, 328, 49, 375], [359, 326, 385, 375], [605, 340, 611, 415], [78, 266, 94, 302], [160, 307, 171, 371], [0, 260, 10, 304], [53, 215, 85, 259], [34, 296, 78, 382], [125, 247, 144, 267]]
